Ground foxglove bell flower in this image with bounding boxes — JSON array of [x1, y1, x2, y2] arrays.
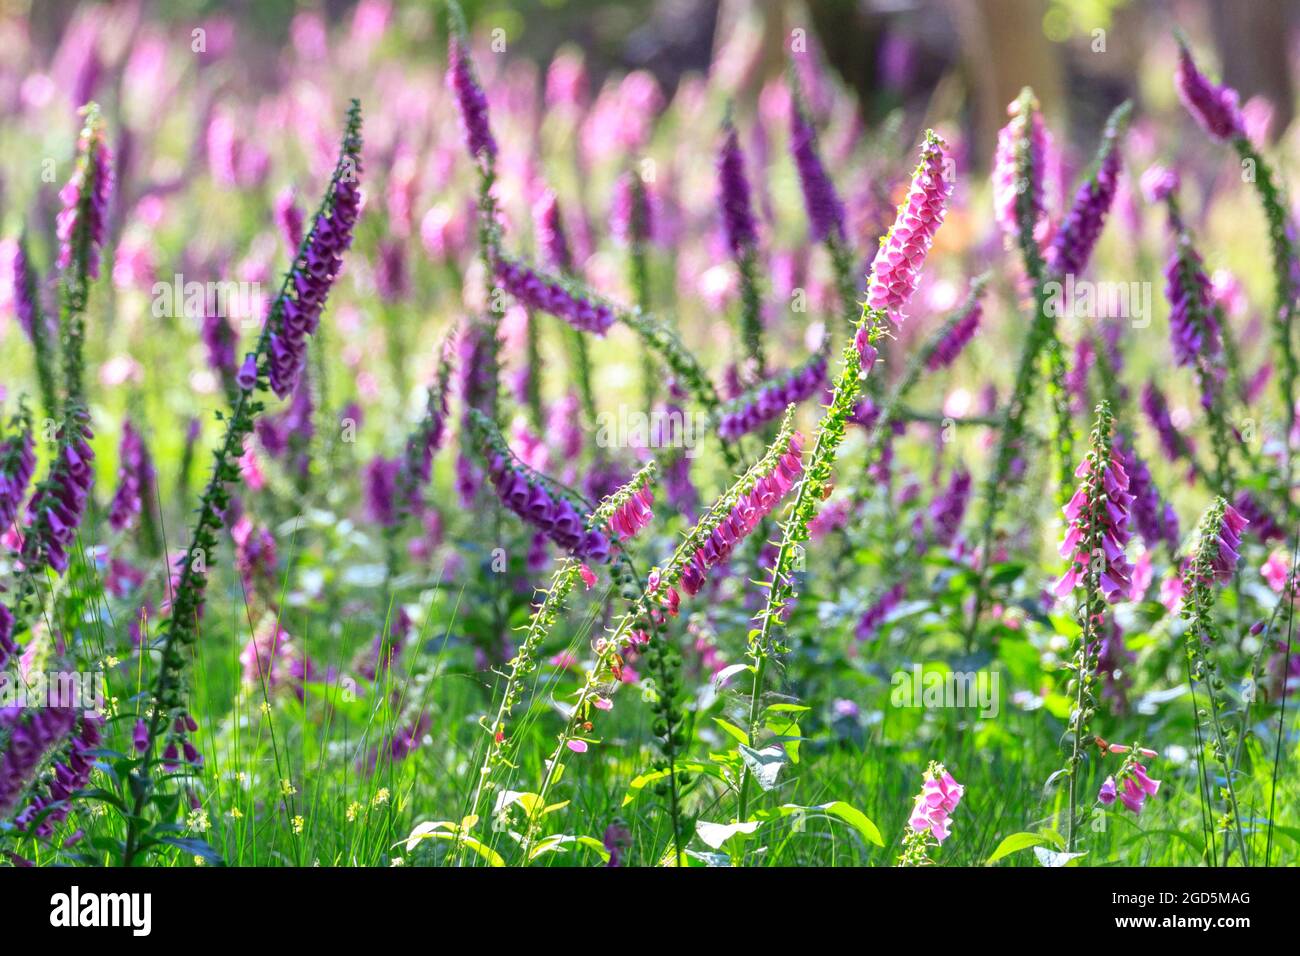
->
[[608, 484, 654, 541], [992, 92, 1049, 247], [789, 98, 845, 242], [926, 299, 982, 371], [22, 407, 95, 576], [0, 707, 78, 817], [493, 256, 615, 334], [56, 105, 113, 281], [717, 354, 828, 441], [448, 33, 497, 161], [717, 119, 758, 255], [0, 413, 36, 531], [1189, 500, 1248, 587], [1165, 239, 1219, 368], [1045, 104, 1127, 277], [1174, 41, 1245, 142], [611, 171, 652, 245], [907, 762, 964, 845], [108, 420, 155, 532], [16, 714, 102, 837], [1055, 413, 1134, 603], [929, 469, 971, 547], [866, 132, 952, 322], [678, 433, 804, 597], [267, 158, 362, 398], [534, 190, 573, 272]]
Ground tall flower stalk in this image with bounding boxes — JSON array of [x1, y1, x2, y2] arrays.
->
[[718, 114, 764, 376], [1180, 497, 1250, 864], [737, 132, 951, 835], [9, 236, 60, 422], [120, 101, 363, 865], [518, 412, 803, 860], [56, 103, 112, 408], [1053, 403, 1132, 850], [968, 99, 1130, 645]]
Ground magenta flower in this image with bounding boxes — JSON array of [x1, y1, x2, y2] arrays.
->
[[22, 408, 95, 576], [1164, 241, 1219, 369], [1139, 164, 1179, 204], [679, 434, 804, 597], [1174, 41, 1244, 142], [0, 417, 36, 532], [717, 355, 828, 442], [1055, 447, 1135, 603], [608, 484, 654, 541], [484, 451, 610, 562], [55, 107, 113, 281], [267, 164, 362, 398], [908, 764, 964, 844], [274, 187, 304, 251], [447, 33, 497, 161], [1201, 503, 1248, 585], [1045, 124, 1122, 277], [1098, 776, 1118, 805], [108, 420, 155, 533], [789, 98, 845, 242], [493, 256, 615, 335], [992, 94, 1049, 247], [534, 190, 573, 272], [929, 468, 971, 548], [855, 581, 905, 642], [717, 119, 758, 255], [0, 707, 79, 818], [866, 132, 952, 323], [610, 171, 652, 245], [926, 300, 982, 371]]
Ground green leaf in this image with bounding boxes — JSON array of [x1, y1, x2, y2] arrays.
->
[[757, 802, 883, 847], [621, 762, 719, 807], [986, 831, 1049, 864], [712, 718, 750, 747], [1033, 847, 1086, 867]]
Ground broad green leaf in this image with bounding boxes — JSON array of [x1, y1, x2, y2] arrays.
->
[[986, 831, 1049, 864], [758, 802, 883, 847], [712, 718, 750, 747]]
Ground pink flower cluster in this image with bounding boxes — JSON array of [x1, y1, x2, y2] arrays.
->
[[866, 134, 951, 323], [1098, 763, 1160, 814], [608, 483, 654, 540], [1202, 503, 1248, 585], [1055, 452, 1134, 603], [679, 434, 804, 596], [992, 96, 1049, 247], [908, 766, 964, 844], [55, 112, 113, 279]]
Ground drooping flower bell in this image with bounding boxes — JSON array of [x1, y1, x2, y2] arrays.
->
[[1174, 40, 1244, 143], [1054, 406, 1135, 603]]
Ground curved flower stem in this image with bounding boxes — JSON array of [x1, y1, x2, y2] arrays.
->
[[518, 418, 799, 860], [736, 318, 881, 835]]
